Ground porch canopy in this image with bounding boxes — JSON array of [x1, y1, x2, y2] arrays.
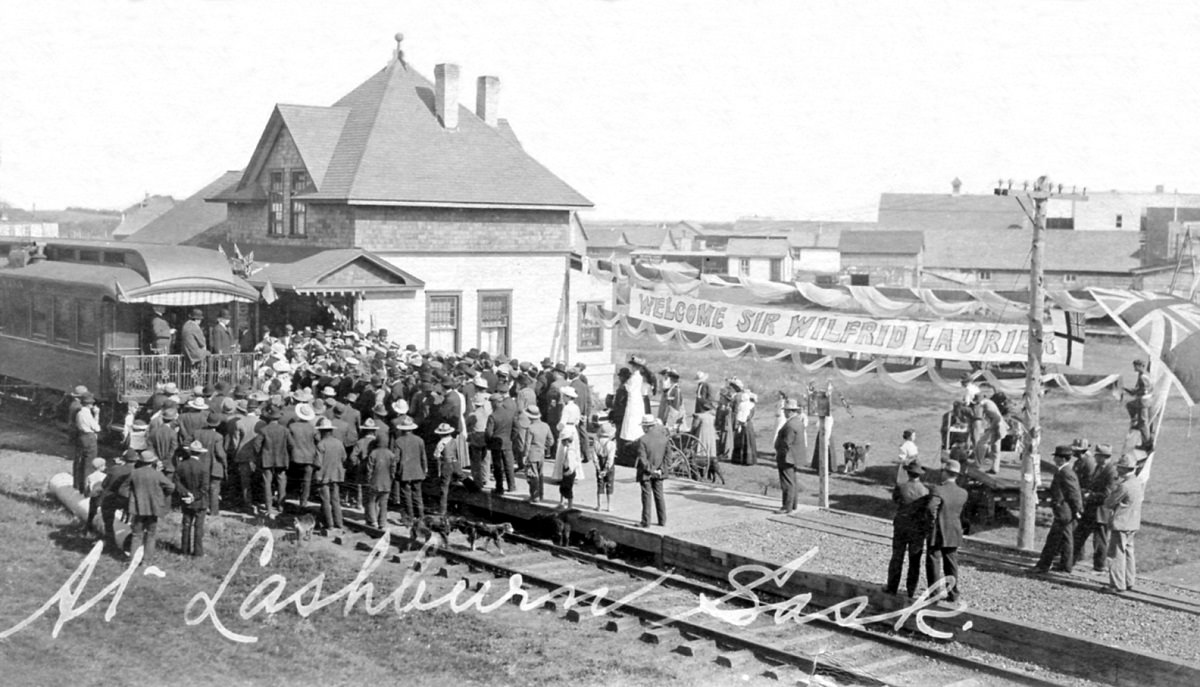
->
[[246, 248, 423, 296]]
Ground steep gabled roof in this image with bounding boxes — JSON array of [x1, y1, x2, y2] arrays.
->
[[113, 195, 175, 238], [216, 58, 591, 209], [248, 248, 423, 294]]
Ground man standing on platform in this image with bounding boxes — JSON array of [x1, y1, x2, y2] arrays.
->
[[926, 458, 967, 602], [209, 309, 236, 355], [634, 415, 668, 528], [1104, 454, 1144, 594], [884, 461, 930, 598], [149, 305, 174, 354], [181, 309, 208, 373], [773, 399, 805, 514], [486, 393, 517, 496], [174, 441, 210, 557], [1033, 445, 1083, 574], [516, 406, 553, 503]]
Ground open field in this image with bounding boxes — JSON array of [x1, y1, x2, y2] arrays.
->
[[614, 330, 1200, 575]]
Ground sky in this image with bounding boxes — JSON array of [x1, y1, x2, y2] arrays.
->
[[2, 0, 1200, 221]]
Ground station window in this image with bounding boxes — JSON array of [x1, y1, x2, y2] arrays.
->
[[1115, 214, 1123, 229], [1063, 273, 1078, 284], [577, 301, 604, 352], [426, 294, 460, 352], [478, 291, 511, 357], [290, 171, 309, 236], [76, 301, 97, 349], [739, 258, 751, 275], [53, 298, 74, 344], [31, 294, 51, 339], [268, 170, 285, 235], [977, 270, 993, 282]]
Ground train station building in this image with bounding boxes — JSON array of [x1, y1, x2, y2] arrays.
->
[[133, 36, 616, 391]]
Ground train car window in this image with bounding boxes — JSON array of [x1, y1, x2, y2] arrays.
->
[[31, 294, 51, 339], [78, 250, 100, 263], [76, 301, 98, 349], [6, 290, 30, 337], [103, 252, 126, 265], [54, 297, 74, 344]]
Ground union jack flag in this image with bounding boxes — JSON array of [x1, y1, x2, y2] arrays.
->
[[1089, 288, 1200, 405]]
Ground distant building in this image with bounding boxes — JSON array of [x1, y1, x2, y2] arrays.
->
[[112, 194, 175, 239], [0, 222, 58, 239], [922, 228, 1141, 289], [878, 189, 1031, 233], [839, 230, 923, 287], [1046, 188, 1200, 233]]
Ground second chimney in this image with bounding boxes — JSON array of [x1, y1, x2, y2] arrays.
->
[[434, 63, 460, 129], [476, 76, 500, 126]]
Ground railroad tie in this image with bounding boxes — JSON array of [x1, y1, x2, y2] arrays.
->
[[672, 637, 715, 659], [435, 563, 470, 579], [760, 663, 808, 682], [564, 607, 605, 624], [602, 614, 642, 634], [715, 649, 759, 670], [413, 556, 447, 575], [639, 627, 679, 645]]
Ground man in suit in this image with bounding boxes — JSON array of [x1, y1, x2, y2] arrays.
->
[[209, 308, 236, 355], [193, 412, 228, 516], [174, 440, 210, 557], [1075, 443, 1118, 573], [149, 305, 174, 354], [98, 450, 136, 556], [486, 393, 517, 496], [516, 406, 554, 503], [181, 308, 208, 369], [120, 449, 175, 564], [885, 461, 930, 598], [1104, 453, 1145, 594], [1034, 445, 1083, 573], [634, 414, 669, 528], [254, 406, 293, 518], [773, 399, 805, 514], [926, 458, 968, 602]]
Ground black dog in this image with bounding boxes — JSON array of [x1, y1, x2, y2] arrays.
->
[[531, 508, 578, 547], [583, 528, 618, 558], [410, 515, 468, 550], [459, 521, 514, 555]]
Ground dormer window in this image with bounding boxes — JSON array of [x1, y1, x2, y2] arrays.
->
[[268, 171, 285, 235], [290, 170, 310, 236]]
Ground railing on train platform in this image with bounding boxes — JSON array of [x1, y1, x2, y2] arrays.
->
[[105, 352, 259, 401]]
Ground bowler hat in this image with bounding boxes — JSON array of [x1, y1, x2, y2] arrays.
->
[[1094, 443, 1113, 458], [904, 460, 925, 475], [137, 449, 159, 464], [206, 412, 222, 428], [1053, 445, 1074, 458], [783, 399, 802, 412], [190, 308, 204, 319], [72, 385, 89, 397], [162, 407, 179, 420]]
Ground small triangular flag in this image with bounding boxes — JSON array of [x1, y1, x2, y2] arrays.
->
[[262, 279, 278, 305], [233, 242, 243, 261], [216, 244, 227, 258]]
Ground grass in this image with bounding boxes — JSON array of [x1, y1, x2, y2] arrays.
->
[[0, 491, 725, 687]]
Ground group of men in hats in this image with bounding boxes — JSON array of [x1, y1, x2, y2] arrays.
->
[[883, 458, 968, 602], [1033, 440, 1143, 594]]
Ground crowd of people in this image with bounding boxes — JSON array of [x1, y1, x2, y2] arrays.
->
[[68, 323, 635, 560]]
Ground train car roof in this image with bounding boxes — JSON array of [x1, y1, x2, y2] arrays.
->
[[0, 239, 260, 305]]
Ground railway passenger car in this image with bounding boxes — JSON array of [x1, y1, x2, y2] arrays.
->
[[0, 239, 260, 423]]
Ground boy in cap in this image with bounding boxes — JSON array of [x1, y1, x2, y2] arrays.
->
[[515, 407, 553, 504], [432, 423, 461, 514], [99, 450, 136, 555], [82, 457, 108, 536], [1033, 446, 1083, 574], [884, 460, 930, 598], [75, 393, 101, 493], [1103, 454, 1144, 594], [175, 441, 210, 557], [593, 422, 617, 511]]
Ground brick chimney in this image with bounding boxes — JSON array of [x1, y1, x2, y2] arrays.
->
[[951, 177, 962, 195], [434, 63, 460, 129], [476, 76, 500, 126]]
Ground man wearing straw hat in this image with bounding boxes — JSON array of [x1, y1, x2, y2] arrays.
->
[[290, 402, 319, 510], [773, 398, 806, 515], [634, 414, 669, 528], [393, 415, 427, 521], [516, 406, 553, 504], [926, 458, 967, 602], [314, 417, 346, 531], [175, 440, 210, 557], [1103, 453, 1145, 594]]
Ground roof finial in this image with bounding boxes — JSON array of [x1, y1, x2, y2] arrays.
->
[[393, 32, 406, 67]]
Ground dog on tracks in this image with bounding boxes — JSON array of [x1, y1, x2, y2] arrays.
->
[[410, 514, 468, 550], [454, 520, 514, 555], [583, 528, 619, 558]]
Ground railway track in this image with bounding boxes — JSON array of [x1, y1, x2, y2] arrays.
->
[[337, 515, 1072, 687], [776, 511, 1200, 618]]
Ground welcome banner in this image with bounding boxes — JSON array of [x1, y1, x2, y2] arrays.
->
[[628, 287, 1069, 364]]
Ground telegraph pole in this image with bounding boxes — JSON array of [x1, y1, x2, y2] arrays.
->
[[995, 177, 1087, 549]]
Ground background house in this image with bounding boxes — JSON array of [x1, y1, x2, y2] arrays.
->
[[838, 230, 923, 286]]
